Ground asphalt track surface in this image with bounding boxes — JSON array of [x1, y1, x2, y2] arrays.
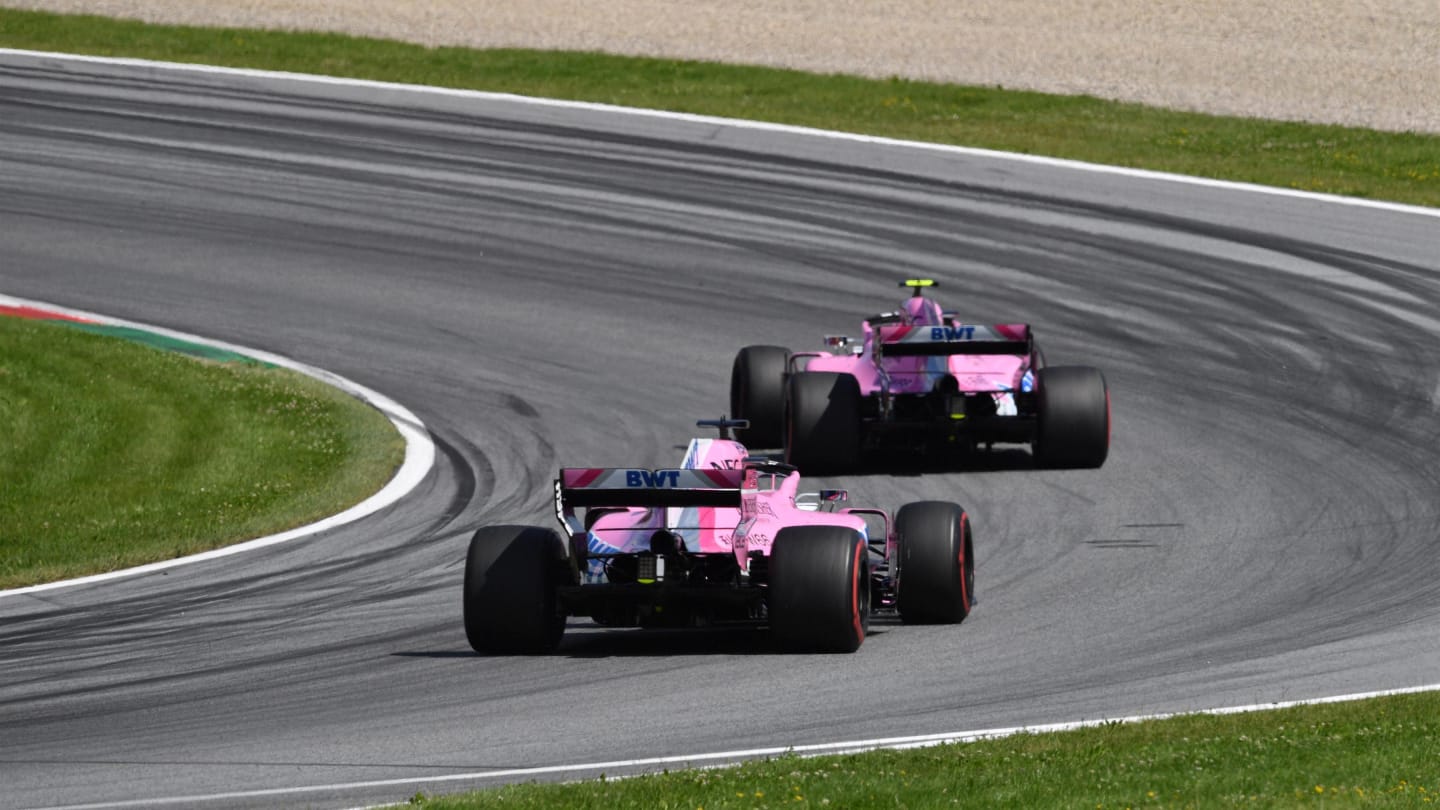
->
[[2, 53, 1439, 809]]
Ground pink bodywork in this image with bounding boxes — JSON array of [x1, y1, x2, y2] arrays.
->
[[801, 291, 1034, 397], [558, 437, 873, 582]]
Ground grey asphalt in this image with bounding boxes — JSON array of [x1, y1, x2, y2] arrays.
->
[[2, 54, 1439, 809]]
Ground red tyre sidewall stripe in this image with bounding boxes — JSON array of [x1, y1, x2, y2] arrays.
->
[[1105, 388, 1112, 449], [957, 512, 970, 609], [850, 540, 865, 644]]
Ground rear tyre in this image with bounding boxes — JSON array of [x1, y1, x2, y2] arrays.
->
[[1034, 365, 1109, 469], [896, 501, 974, 624], [463, 525, 568, 654], [730, 345, 790, 448], [769, 525, 869, 653], [784, 371, 861, 474]]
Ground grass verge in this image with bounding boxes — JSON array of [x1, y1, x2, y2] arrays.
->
[[3, 7, 1435, 804], [0, 8, 1437, 208], [405, 691, 1440, 808], [0, 316, 403, 589]]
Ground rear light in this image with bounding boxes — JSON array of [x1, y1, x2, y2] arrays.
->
[[637, 554, 666, 584]]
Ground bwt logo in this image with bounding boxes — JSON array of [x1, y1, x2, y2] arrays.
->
[[932, 326, 975, 340], [627, 470, 682, 487]]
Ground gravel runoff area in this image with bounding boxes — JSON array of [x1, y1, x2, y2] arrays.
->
[[3, 1, 1437, 133]]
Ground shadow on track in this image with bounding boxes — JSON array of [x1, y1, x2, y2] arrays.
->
[[393, 623, 898, 659], [860, 446, 1038, 475], [682, 445, 1038, 476]]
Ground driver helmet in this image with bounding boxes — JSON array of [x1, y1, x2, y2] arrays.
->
[[902, 294, 945, 326]]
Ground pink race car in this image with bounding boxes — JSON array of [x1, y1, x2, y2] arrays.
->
[[463, 420, 975, 654], [730, 279, 1110, 473]]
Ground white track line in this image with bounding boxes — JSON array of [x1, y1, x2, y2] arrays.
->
[[5, 49, 1438, 806], [2, 48, 1436, 220], [0, 293, 435, 599], [27, 683, 1440, 810]]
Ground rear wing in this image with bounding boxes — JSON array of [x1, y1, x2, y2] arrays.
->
[[557, 468, 745, 508], [877, 324, 1031, 357]]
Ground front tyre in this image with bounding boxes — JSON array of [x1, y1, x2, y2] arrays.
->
[[730, 345, 790, 448], [769, 526, 869, 653], [1034, 365, 1109, 469], [896, 501, 974, 624], [463, 525, 568, 654]]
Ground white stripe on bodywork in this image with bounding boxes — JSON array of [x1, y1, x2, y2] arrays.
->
[[681, 438, 713, 468]]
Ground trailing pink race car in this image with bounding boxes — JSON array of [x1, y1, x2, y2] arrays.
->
[[730, 279, 1110, 473], [463, 420, 974, 654]]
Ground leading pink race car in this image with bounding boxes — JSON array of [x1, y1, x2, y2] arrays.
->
[[730, 279, 1110, 473], [463, 420, 974, 654]]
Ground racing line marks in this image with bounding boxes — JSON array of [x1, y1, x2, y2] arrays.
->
[[1086, 522, 1183, 549], [3, 48, 1438, 222], [5, 49, 1438, 805], [37, 683, 1440, 810], [1085, 539, 1161, 549]]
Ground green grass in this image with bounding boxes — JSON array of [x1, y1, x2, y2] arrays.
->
[[4, 7, 1436, 804], [1, 8, 1437, 207], [405, 692, 1440, 808], [0, 316, 403, 589]]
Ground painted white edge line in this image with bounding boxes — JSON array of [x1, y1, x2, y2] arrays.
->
[[29, 682, 1440, 810], [0, 293, 435, 599], [3, 47, 1437, 220], [5, 49, 1437, 808]]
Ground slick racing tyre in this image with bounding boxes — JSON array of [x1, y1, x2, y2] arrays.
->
[[784, 371, 861, 474], [730, 345, 790, 448], [1034, 365, 1110, 469], [896, 501, 974, 624], [463, 525, 568, 654], [769, 525, 870, 653]]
